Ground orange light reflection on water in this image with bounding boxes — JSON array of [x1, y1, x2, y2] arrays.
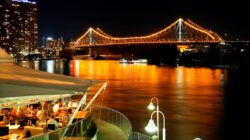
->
[[69, 60, 223, 140]]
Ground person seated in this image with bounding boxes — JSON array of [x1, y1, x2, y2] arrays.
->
[[47, 104, 53, 117], [0, 121, 5, 126], [61, 110, 70, 126], [24, 130, 31, 138], [27, 105, 35, 116], [10, 108, 17, 124], [30, 117, 37, 126], [36, 107, 43, 121], [36, 110, 47, 127], [54, 109, 62, 117], [47, 115, 58, 130], [11, 108, 17, 117], [17, 107, 26, 121], [52, 103, 59, 114]]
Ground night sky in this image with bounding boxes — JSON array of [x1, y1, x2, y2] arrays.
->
[[36, 0, 249, 45]]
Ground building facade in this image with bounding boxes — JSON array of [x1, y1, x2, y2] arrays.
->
[[0, 0, 38, 56], [43, 37, 65, 58]]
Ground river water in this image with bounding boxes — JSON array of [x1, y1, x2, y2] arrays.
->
[[18, 60, 249, 140]]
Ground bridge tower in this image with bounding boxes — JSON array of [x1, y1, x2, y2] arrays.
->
[[89, 28, 93, 45], [177, 18, 183, 41], [88, 28, 93, 58], [87, 28, 100, 59]]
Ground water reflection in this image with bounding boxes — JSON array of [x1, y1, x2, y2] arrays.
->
[[69, 61, 224, 140], [46, 60, 55, 73], [18, 60, 226, 140]]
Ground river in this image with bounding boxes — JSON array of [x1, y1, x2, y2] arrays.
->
[[17, 60, 250, 140]]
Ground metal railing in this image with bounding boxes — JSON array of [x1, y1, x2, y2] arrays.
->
[[129, 132, 152, 140], [90, 105, 133, 139], [24, 104, 133, 140]]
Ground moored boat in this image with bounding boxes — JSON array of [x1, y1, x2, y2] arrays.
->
[[119, 58, 148, 64]]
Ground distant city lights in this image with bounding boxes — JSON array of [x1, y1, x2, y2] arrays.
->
[[47, 37, 53, 41], [12, 0, 36, 4]]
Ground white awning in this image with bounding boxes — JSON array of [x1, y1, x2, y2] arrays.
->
[[0, 48, 106, 108]]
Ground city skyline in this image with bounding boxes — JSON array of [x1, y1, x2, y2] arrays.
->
[[36, 0, 249, 44]]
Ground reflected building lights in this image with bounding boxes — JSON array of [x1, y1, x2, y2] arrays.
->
[[89, 61, 93, 78], [34, 60, 39, 70], [177, 67, 183, 85], [60, 61, 64, 75], [75, 60, 80, 77], [47, 60, 55, 73]]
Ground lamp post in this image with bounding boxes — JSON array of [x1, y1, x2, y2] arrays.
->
[[147, 97, 159, 139], [145, 110, 166, 140]]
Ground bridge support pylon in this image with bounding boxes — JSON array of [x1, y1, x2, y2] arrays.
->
[[88, 48, 93, 58], [88, 47, 101, 59]]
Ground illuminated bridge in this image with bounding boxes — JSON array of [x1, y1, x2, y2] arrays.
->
[[71, 18, 223, 48]]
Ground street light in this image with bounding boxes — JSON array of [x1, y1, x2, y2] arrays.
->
[[145, 110, 166, 140], [145, 118, 158, 133], [147, 97, 159, 139]]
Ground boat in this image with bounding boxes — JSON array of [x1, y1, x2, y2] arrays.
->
[[119, 58, 148, 64]]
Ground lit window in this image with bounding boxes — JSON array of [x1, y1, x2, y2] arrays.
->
[[3, 22, 9, 25]]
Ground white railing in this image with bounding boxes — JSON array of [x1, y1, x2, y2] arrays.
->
[[129, 132, 152, 140], [90, 105, 133, 139]]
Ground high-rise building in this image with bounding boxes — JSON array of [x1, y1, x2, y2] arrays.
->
[[44, 37, 65, 58], [0, 0, 38, 56]]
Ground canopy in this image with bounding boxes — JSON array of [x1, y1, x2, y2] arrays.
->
[[0, 48, 104, 108]]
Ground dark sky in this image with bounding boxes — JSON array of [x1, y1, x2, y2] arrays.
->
[[36, 0, 249, 44]]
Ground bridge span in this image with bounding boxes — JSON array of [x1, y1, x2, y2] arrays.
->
[[71, 18, 223, 48]]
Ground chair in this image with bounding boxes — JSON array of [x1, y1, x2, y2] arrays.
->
[[0, 114, 4, 122], [19, 120, 26, 130], [24, 126, 43, 136], [0, 126, 9, 136], [48, 124, 56, 130], [24, 130, 32, 138], [55, 118, 60, 122]]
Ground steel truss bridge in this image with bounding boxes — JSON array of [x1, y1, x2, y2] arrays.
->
[[71, 18, 223, 48]]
